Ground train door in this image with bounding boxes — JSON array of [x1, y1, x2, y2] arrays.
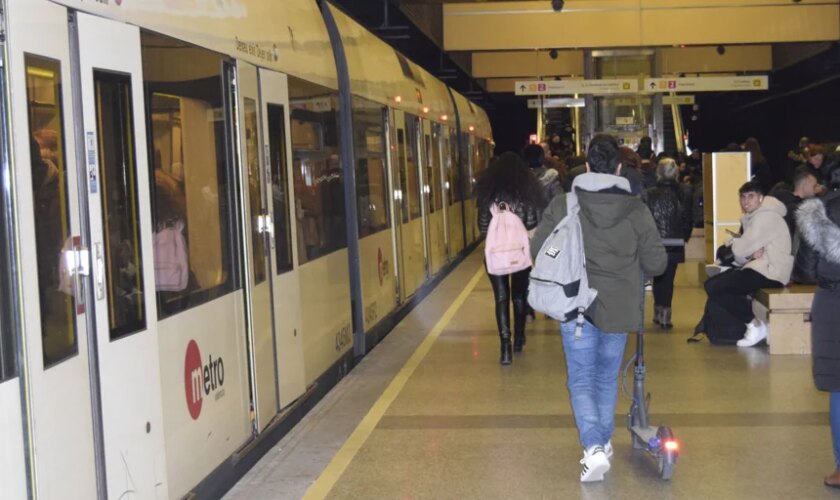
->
[[434, 123, 451, 263], [258, 69, 305, 409], [75, 12, 168, 496], [391, 110, 424, 297], [465, 136, 477, 244], [384, 109, 405, 304], [446, 127, 465, 256], [418, 119, 433, 277], [424, 121, 445, 275], [234, 61, 278, 432], [7, 0, 98, 496]]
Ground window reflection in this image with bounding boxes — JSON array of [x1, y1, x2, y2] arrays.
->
[[267, 104, 293, 274], [94, 72, 146, 339], [430, 126, 444, 212], [243, 97, 266, 284], [352, 97, 389, 237], [289, 78, 345, 264], [25, 55, 77, 366], [404, 117, 421, 219], [143, 32, 238, 318], [447, 128, 462, 204]]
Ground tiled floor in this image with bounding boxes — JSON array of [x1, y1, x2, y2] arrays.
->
[[225, 250, 834, 500]]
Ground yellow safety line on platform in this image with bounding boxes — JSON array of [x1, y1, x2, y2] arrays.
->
[[303, 266, 485, 499]]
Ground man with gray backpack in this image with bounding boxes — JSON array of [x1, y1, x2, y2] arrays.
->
[[529, 134, 666, 483]]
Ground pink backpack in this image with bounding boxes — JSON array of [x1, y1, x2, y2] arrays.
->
[[484, 202, 532, 276], [154, 219, 189, 292]]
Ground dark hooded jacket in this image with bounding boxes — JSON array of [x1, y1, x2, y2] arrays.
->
[[530, 173, 667, 332], [795, 195, 840, 392]]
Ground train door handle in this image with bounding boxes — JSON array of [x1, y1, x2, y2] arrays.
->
[[94, 242, 105, 300]]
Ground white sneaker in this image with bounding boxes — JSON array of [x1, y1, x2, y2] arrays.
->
[[737, 320, 768, 347], [604, 440, 613, 460], [580, 445, 611, 482]]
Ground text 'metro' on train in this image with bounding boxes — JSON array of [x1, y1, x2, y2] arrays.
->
[[0, 0, 493, 498]]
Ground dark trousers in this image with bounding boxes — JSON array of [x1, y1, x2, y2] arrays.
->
[[487, 267, 530, 339], [704, 268, 782, 324], [653, 260, 679, 308]]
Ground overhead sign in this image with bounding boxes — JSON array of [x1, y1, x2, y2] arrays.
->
[[515, 79, 638, 96], [643, 76, 768, 92], [663, 95, 696, 105], [527, 97, 585, 109]]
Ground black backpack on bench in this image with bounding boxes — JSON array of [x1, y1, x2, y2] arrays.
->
[[689, 299, 746, 345]]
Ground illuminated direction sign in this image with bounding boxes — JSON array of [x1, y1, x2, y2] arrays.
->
[[644, 76, 768, 92], [515, 79, 638, 96], [662, 95, 696, 105], [526, 97, 586, 108]]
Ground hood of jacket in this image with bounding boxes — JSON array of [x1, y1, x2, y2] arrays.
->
[[573, 172, 634, 229], [748, 195, 787, 220], [797, 197, 840, 265]]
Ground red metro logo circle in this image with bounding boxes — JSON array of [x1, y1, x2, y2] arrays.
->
[[184, 339, 226, 420], [184, 340, 203, 420]]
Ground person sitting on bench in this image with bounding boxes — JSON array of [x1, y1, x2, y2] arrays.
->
[[694, 181, 793, 346]]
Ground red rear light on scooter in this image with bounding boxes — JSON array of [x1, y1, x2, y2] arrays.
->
[[664, 439, 679, 452]]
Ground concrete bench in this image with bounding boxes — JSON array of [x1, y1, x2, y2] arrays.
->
[[752, 285, 816, 355]]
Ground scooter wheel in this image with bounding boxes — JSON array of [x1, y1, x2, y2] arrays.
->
[[658, 451, 676, 480], [656, 426, 677, 480]]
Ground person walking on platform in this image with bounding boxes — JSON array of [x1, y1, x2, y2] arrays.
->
[[642, 157, 694, 330], [793, 194, 840, 490], [530, 134, 666, 482], [476, 152, 545, 364], [522, 143, 562, 204]]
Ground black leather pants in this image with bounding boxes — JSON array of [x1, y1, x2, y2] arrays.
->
[[487, 267, 531, 341]]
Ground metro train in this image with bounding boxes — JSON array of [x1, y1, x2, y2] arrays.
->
[[0, 0, 493, 498]]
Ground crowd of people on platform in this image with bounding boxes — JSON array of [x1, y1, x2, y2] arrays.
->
[[474, 131, 840, 486]]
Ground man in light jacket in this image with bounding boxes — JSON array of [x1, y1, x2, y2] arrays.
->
[[705, 181, 793, 347]]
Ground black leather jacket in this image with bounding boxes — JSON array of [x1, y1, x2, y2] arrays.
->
[[642, 180, 693, 243], [478, 199, 539, 236]]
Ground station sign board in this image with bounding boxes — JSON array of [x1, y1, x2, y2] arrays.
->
[[526, 97, 585, 109], [643, 76, 768, 92], [515, 79, 638, 96], [663, 95, 696, 105]]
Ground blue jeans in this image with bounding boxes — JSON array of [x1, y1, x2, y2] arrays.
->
[[560, 319, 628, 450], [831, 392, 840, 467]]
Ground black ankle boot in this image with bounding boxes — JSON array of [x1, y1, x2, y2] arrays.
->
[[514, 333, 526, 352], [500, 335, 513, 365]]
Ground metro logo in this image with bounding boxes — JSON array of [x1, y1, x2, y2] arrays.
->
[[183, 339, 226, 420]]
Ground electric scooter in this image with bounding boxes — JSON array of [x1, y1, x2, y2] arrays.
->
[[623, 272, 680, 480]]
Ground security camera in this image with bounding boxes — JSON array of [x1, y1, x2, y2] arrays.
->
[[549, 49, 558, 59], [716, 45, 726, 55], [551, 0, 564, 12]]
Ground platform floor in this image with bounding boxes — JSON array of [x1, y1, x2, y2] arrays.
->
[[224, 250, 835, 500]]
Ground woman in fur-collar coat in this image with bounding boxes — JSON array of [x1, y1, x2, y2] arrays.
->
[[794, 193, 840, 489]]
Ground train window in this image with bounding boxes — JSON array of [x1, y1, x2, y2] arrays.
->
[[142, 32, 239, 318], [430, 127, 443, 212], [352, 97, 389, 237], [424, 133, 434, 213], [403, 116, 421, 219], [396, 128, 409, 224], [288, 76, 344, 264], [448, 128, 462, 203], [266, 104, 293, 274], [25, 55, 78, 367], [243, 97, 266, 284], [93, 71, 146, 340]]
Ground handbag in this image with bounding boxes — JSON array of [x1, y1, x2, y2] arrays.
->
[[154, 219, 189, 292], [715, 244, 736, 267]]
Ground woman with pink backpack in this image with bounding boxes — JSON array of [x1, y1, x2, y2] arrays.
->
[[475, 152, 546, 365]]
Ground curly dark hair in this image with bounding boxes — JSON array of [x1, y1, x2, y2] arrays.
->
[[474, 151, 546, 210]]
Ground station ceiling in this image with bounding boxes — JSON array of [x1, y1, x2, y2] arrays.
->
[[333, 1, 840, 97]]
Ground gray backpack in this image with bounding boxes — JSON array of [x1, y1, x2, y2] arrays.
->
[[528, 192, 598, 339]]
